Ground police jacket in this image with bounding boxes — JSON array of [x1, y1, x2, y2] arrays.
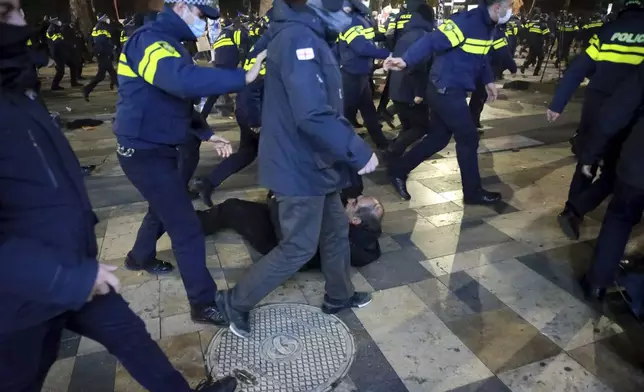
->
[[525, 19, 550, 44], [578, 19, 604, 46], [385, 11, 412, 50], [490, 27, 517, 74], [236, 47, 267, 128], [259, 0, 373, 196], [91, 21, 113, 56], [505, 19, 520, 40], [558, 20, 579, 42], [402, 3, 496, 92], [213, 26, 249, 69], [390, 13, 433, 103], [337, 14, 390, 75], [581, 63, 644, 190], [0, 89, 99, 333], [114, 7, 247, 149], [549, 8, 644, 114], [46, 23, 66, 53]]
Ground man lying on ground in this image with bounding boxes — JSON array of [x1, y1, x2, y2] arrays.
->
[[196, 189, 384, 269]]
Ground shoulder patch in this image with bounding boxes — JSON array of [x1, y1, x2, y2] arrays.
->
[[296, 48, 315, 61], [157, 41, 178, 55]]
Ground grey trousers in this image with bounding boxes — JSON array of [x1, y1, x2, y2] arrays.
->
[[230, 193, 355, 312]]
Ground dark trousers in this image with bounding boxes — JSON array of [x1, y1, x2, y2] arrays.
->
[[343, 72, 389, 149], [0, 293, 191, 392], [523, 42, 545, 74], [118, 143, 217, 306], [230, 193, 354, 312], [392, 86, 482, 198], [377, 73, 391, 114], [555, 37, 574, 67], [507, 36, 518, 58], [84, 53, 118, 95], [207, 125, 259, 188], [201, 94, 220, 120], [390, 101, 430, 157], [52, 48, 79, 88], [469, 82, 488, 126], [589, 181, 644, 288]]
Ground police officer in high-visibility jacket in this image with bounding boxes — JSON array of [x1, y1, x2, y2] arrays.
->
[[384, 0, 509, 204], [47, 17, 81, 90], [114, 0, 265, 326], [83, 14, 118, 101], [547, 0, 644, 242], [505, 16, 520, 57], [519, 13, 551, 76], [554, 12, 579, 69], [577, 13, 604, 49], [338, 0, 391, 150]]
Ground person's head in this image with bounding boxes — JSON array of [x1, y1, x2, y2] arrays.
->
[[0, 0, 25, 26], [486, 0, 512, 24], [165, 0, 220, 38], [416, 3, 435, 24], [300, 0, 352, 32], [345, 195, 384, 232], [97, 13, 111, 24]]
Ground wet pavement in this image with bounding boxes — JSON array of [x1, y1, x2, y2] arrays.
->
[[37, 66, 644, 392]]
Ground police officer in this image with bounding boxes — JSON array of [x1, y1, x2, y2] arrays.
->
[[386, 2, 434, 160], [505, 15, 520, 57], [0, 2, 237, 391], [83, 13, 118, 101], [338, 0, 391, 150], [385, 0, 509, 204], [577, 62, 644, 302], [554, 12, 579, 69], [201, 18, 249, 119], [114, 0, 265, 326], [47, 17, 82, 90], [470, 25, 517, 129], [519, 12, 551, 76], [577, 12, 604, 48], [547, 0, 644, 241], [213, 0, 378, 338]]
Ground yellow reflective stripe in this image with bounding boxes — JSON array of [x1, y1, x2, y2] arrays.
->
[[213, 38, 234, 49], [387, 22, 395, 30], [585, 37, 644, 65], [586, 43, 600, 60], [528, 27, 543, 33], [27, 39, 32, 46], [243, 58, 265, 76], [117, 62, 137, 78], [588, 34, 600, 47], [602, 43, 644, 55], [462, 43, 491, 54], [467, 38, 492, 46], [493, 38, 507, 49], [438, 20, 465, 47], [396, 20, 409, 29], [542, 28, 550, 35], [341, 26, 363, 44], [137, 41, 181, 84], [92, 30, 112, 38], [378, 26, 386, 33], [233, 30, 241, 46]]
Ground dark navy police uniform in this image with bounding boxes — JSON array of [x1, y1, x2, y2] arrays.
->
[[83, 20, 118, 100]]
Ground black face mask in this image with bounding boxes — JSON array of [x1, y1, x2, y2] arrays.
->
[[0, 23, 39, 91]]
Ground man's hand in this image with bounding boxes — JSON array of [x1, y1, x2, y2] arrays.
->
[[581, 164, 595, 179], [89, 264, 121, 301], [245, 49, 267, 84], [413, 96, 423, 104], [485, 83, 498, 102], [358, 153, 379, 175], [207, 134, 233, 158], [546, 109, 560, 123], [383, 56, 407, 71]]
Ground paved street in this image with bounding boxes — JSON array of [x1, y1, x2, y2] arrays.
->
[[36, 70, 644, 392]]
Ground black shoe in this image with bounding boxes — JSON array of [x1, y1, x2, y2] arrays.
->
[[579, 275, 606, 301], [82, 87, 90, 102], [532, 70, 540, 77], [557, 208, 581, 240], [463, 189, 502, 205], [349, 120, 364, 128], [194, 376, 238, 392], [474, 121, 483, 129], [124, 252, 174, 275], [322, 292, 372, 314], [51, 85, 65, 91], [110, 83, 115, 90], [77, 76, 87, 81], [194, 178, 214, 208], [215, 290, 251, 338], [389, 175, 411, 201], [71, 82, 84, 88], [190, 303, 227, 326], [520, 66, 525, 75]]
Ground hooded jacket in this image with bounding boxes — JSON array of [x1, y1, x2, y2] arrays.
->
[[258, 0, 373, 196]]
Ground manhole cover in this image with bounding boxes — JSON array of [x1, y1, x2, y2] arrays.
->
[[206, 304, 355, 392]]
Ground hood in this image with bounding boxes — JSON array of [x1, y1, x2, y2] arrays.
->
[[403, 12, 434, 33], [475, 0, 495, 27], [271, 0, 326, 38], [150, 6, 198, 41]]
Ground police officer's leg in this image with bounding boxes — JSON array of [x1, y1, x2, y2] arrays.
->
[[318, 192, 355, 304], [533, 45, 545, 75], [66, 292, 195, 392], [358, 75, 389, 150], [118, 149, 217, 305], [178, 133, 201, 187], [0, 318, 65, 392], [377, 73, 391, 114], [51, 50, 65, 90], [388, 101, 429, 158], [469, 81, 488, 128], [342, 72, 361, 131], [567, 147, 618, 221], [520, 46, 534, 73], [83, 56, 107, 100], [106, 58, 119, 89], [208, 126, 258, 188], [586, 181, 644, 291], [201, 95, 220, 120]]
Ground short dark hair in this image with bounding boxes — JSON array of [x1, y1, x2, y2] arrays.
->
[[355, 206, 382, 234]]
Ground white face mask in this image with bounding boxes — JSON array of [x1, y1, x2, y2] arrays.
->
[[182, 6, 207, 38], [497, 8, 512, 24]]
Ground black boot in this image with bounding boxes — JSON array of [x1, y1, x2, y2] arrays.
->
[[194, 178, 215, 208], [463, 189, 502, 205], [557, 207, 582, 240], [51, 85, 65, 91], [215, 290, 251, 338], [194, 376, 238, 392], [124, 252, 174, 274], [82, 86, 90, 102], [389, 175, 411, 200], [579, 274, 606, 301], [190, 302, 227, 326]]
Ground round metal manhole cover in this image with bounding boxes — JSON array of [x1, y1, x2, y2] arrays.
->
[[206, 303, 355, 392]]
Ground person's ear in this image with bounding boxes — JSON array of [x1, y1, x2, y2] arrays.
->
[[350, 217, 361, 226]]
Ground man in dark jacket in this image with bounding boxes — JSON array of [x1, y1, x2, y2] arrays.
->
[[0, 2, 236, 391], [47, 16, 82, 90], [214, 0, 378, 339], [577, 62, 644, 306], [83, 13, 118, 101], [386, 2, 434, 160]]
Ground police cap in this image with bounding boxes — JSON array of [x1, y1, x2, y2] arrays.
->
[[164, 0, 221, 19]]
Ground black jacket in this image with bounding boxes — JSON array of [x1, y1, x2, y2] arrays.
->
[[582, 62, 644, 190], [0, 90, 99, 333]]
